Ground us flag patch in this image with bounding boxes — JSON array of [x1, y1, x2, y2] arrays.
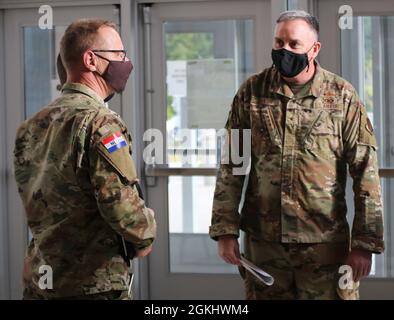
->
[[101, 131, 127, 153]]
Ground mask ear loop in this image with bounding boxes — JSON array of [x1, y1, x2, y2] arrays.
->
[[306, 61, 310, 72], [306, 43, 316, 73], [92, 52, 110, 77]]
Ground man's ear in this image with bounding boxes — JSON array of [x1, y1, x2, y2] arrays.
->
[[82, 50, 97, 72], [312, 41, 321, 59]]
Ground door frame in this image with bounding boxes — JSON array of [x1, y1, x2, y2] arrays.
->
[[142, 0, 284, 299], [0, 8, 10, 300]]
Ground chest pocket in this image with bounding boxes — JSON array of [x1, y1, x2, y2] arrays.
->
[[250, 97, 282, 156], [302, 98, 344, 157]]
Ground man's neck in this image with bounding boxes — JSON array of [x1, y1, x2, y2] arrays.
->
[[67, 71, 110, 99], [282, 60, 316, 85]]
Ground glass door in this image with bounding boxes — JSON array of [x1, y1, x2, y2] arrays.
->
[[4, 5, 119, 299], [317, 0, 394, 299], [144, 0, 272, 299]]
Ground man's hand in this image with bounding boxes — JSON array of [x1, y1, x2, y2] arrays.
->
[[135, 244, 153, 258], [345, 248, 372, 282], [218, 235, 241, 265]]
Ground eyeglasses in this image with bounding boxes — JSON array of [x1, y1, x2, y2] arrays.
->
[[91, 49, 127, 62]]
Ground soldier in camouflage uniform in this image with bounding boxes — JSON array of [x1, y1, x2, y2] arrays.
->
[[14, 19, 156, 299], [210, 11, 384, 300]]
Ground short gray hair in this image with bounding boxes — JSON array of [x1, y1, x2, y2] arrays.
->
[[276, 10, 319, 39]]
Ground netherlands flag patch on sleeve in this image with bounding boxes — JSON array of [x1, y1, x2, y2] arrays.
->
[[101, 131, 128, 153]]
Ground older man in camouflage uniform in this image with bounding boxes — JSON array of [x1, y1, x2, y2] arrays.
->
[[210, 11, 384, 300], [14, 19, 156, 300]]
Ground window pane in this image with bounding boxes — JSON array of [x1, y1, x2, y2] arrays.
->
[[23, 27, 58, 118]]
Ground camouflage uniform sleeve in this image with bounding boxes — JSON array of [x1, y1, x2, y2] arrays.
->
[[88, 113, 156, 250], [343, 91, 384, 253], [209, 84, 248, 241]]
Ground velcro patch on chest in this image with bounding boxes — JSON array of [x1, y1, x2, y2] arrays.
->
[[101, 131, 127, 153]]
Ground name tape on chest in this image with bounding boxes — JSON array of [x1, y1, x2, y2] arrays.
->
[[101, 131, 127, 153]]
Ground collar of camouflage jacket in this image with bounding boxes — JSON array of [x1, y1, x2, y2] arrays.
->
[[270, 61, 324, 99], [61, 82, 105, 106]]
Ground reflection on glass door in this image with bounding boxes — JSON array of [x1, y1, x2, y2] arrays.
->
[[23, 27, 65, 118], [163, 19, 254, 273], [341, 16, 394, 278]]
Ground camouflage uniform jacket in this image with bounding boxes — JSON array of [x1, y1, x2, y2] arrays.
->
[[14, 82, 156, 298], [210, 64, 384, 254]]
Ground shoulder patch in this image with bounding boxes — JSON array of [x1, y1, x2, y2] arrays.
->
[[366, 117, 374, 134], [96, 128, 138, 183], [101, 131, 127, 153], [358, 109, 377, 148]]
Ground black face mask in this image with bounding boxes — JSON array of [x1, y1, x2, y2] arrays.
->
[[271, 44, 314, 78]]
